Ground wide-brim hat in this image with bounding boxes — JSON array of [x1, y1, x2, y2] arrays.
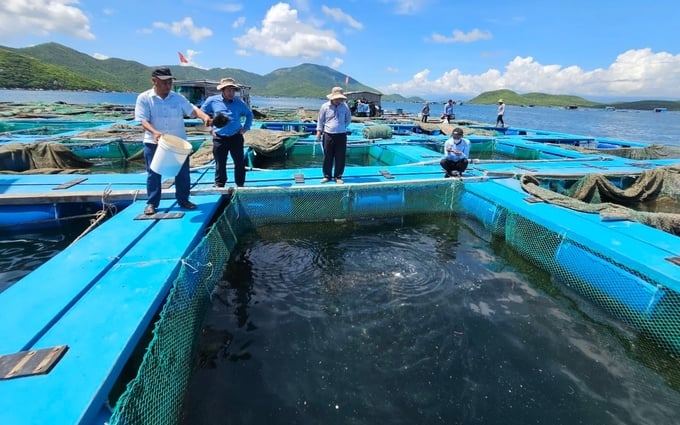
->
[[326, 86, 347, 100], [217, 77, 240, 90], [498, 99, 504, 103]]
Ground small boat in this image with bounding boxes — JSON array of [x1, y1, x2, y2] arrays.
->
[[654, 107, 668, 113]]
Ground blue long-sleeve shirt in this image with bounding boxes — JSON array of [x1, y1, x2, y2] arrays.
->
[[201, 94, 253, 136], [443, 137, 470, 161], [316, 101, 351, 134]]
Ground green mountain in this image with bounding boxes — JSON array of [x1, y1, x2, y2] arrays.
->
[[0, 47, 121, 91], [467, 89, 680, 110], [0, 42, 379, 98], [5, 42, 149, 92], [467, 89, 601, 107]]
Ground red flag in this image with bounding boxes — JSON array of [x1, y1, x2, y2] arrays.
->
[[178, 51, 189, 64]]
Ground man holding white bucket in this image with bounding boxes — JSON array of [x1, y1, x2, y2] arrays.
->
[[135, 67, 211, 215]]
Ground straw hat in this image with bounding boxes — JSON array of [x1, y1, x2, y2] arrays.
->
[[326, 86, 347, 100], [498, 99, 504, 103], [217, 77, 240, 90]]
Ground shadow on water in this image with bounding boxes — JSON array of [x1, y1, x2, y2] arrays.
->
[[181, 214, 680, 425]]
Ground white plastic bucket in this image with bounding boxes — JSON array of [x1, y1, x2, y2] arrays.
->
[[150, 134, 193, 176]]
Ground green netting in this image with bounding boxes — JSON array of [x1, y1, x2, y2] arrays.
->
[[565, 143, 680, 160], [0, 142, 93, 173], [519, 165, 680, 235], [361, 124, 393, 139], [458, 182, 680, 356], [108, 203, 240, 425], [107, 176, 680, 425], [504, 211, 680, 355], [231, 180, 460, 227]]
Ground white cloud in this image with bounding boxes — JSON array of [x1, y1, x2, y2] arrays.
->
[[232, 16, 246, 29], [381, 49, 680, 99], [218, 3, 243, 13], [330, 57, 344, 69], [234, 2, 345, 59], [430, 28, 493, 43], [322, 6, 363, 30], [385, 0, 422, 15], [0, 0, 94, 40], [153, 17, 212, 43], [92, 52, 108, 60]]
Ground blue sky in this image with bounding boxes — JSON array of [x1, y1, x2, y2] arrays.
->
[[1, 0, 679, 100]]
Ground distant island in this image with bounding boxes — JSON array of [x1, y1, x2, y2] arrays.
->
[[1, 42, 678, 111]]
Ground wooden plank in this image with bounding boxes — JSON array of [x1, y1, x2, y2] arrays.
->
[[379, 169, 394, 179], [0, 346, 68, 380], [52, 178, 88, 190], [134, 212, 185, 220]]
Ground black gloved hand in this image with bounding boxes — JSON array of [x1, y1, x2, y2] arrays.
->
[[212, 112, 231, 128]]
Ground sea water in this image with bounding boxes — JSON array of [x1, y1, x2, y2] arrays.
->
[[0, 219, 91, 292], [180, 215, 680, 425], [0, 89, 678, 146]]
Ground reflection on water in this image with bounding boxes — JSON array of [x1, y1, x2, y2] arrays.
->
[[182, 214, 680, 425]]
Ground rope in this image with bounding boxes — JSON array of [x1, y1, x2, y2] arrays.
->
[[70, 185, 117, 246]]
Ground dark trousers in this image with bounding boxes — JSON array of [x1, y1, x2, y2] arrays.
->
[[421, 115, 428, 123], [496, 115, 505, 127], [144, 142, 191, 207], [213, 133, 245, 187], [322, 132, 347, 179], [440, 158, 469, 175]]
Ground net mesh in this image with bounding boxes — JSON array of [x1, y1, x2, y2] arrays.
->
[[108, 203, 239, 425], [457, 182, 680, 357], [108, 177, 680, 425], [565, 143, 680, 160]]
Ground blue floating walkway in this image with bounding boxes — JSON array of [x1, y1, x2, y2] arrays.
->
[[0, 195, 223, 425]]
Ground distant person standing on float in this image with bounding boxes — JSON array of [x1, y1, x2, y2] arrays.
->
[[496, 99, 506, 127], [316, 86, 352, 184], [421, 102, 430, 123], [444, 99, 456, 123]]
